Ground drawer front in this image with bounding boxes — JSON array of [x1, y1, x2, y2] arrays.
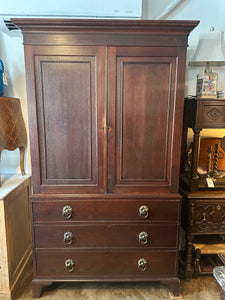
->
[[35, 250, 177, 277], [201, 102, 225, 127], [33, 224, 178, 249], [32, 199, 179, 222], [193, 202, 225, 233]]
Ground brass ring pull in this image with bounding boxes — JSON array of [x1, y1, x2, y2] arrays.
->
[[62, 205, 73, 219], [138, 258, 147, 271], [65, 259, 75, 272], [64, 232, 74, 245], [139, 205, 149, 219], [139, 232, 148, 245]]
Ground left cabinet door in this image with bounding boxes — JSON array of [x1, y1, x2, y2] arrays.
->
[[25, 46, 106, 194]]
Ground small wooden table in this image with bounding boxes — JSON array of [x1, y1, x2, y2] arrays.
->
[[0, 97, 27, 184], [180, 97, 225, 191], [180, 189, 225, 280]]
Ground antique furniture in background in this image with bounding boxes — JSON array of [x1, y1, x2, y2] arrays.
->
[[180, 96, 225, 280], [0, 97, 27, 184], [13, 18, 198, 298], [180, 96, 225, 191], [180, 188, 225, 280], [0, 175, 31, 300]]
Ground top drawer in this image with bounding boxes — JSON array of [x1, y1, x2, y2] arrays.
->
[[32, 198, 180, 223]]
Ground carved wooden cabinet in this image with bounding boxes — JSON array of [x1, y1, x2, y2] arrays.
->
[[180, 189, 225, 279], [13, 18, 198, 298]]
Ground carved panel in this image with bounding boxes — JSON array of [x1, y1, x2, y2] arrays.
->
[[194, 203, 225, 233], [207, 108, 223, 121]]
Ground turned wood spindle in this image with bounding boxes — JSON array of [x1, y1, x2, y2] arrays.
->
[[207, 145, 212, 177], [213, 143, 219, 176]]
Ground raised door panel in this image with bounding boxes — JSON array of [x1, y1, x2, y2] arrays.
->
[[27, 46, 106, 193], [107, 47, 184, 193]]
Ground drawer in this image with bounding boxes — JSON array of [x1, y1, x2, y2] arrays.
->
[[32, 199, 180, 222], [192, 201, 225, 233], [200, 102, 225, 127], [35, 250, 177, 278], [33, 223, 178, 249]]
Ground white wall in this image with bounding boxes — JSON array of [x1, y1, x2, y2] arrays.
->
[[0, 31, 30, 174], [0, 0, 225, 175]]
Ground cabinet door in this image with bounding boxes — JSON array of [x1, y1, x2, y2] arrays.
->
[[107, 47, 185, 193], [26, 46, 106, 193]]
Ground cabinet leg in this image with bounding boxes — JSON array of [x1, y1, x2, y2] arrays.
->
[[32, 280, 53, 298], [168, 279, 180, 297], [194, 248, 201, 278]]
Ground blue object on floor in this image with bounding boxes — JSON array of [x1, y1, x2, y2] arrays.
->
[[0, 59, 5, 96]]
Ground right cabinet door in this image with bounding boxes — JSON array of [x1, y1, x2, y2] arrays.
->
[[107, 46, 183, 194]]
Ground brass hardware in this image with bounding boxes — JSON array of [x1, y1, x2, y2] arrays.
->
[[139, 232, 148, 245], [138, 258, 147, 271], [65, 259, 75, 272], [139, 205, 149, 219], [64, 232, 74, 245], [62, 205, 73, 219], [217, 205, 222, 210]]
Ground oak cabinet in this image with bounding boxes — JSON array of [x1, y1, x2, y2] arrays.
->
[[13, 18, 198, 298]]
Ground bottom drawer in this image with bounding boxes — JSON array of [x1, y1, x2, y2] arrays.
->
[[35, 250, 177, 278]]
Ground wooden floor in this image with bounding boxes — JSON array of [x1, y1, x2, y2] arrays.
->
[[13, 263, 222, 300]]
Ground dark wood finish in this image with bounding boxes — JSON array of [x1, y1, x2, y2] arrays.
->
[[26, 46, 106, 194], [107, 47, 183, 193], [35, 250, 177, 277], [180, 189, 225, 280], [0, 97, 27, 184], [34, 224, 178, 249], [13, 18, 198, 297], [31, 197, 180, 222]]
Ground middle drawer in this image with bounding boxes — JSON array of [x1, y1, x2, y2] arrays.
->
[[33, 223, 178, 249]]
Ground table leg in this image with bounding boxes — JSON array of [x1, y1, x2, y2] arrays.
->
[[19, 146, 25, 175], [191, 128, 202, 180]]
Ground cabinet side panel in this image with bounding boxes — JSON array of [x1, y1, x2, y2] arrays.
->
[[0, 201, 10, 293]]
